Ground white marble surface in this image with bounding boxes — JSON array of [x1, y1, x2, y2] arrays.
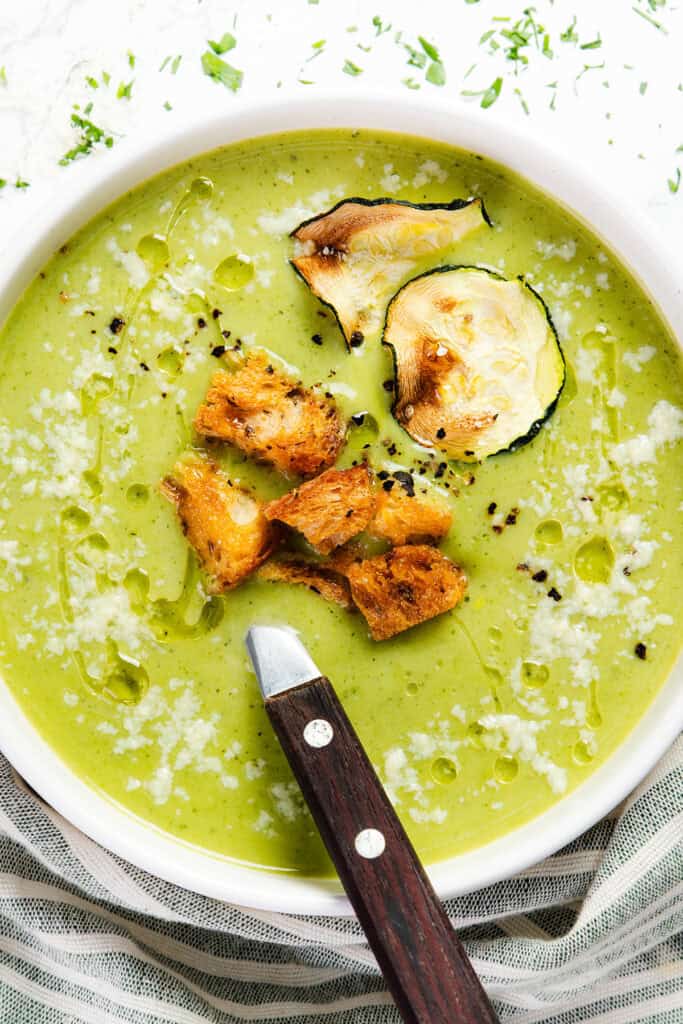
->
[[0, 0, 681, 255]]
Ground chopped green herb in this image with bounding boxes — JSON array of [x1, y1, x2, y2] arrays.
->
[[677, 144, 683, 153], [639, 81, 648, 94], [201, 50, 243, 92], [343, 59, 363, 76], [0, 66, 6, 86], [308, 0, 319, 4], [575, 61, 606, 87], [668, 168, 681, 194], [481, 76, 503, 108], [514, 87, 530, 115], [357, 43, 372, 53], [127, 51, 136, 68], [85, 75, 99, 89], [117, 80, 134, 100], [464, 0, 481, 4], [208, 32, 236, 55], [404, 43, 427, 70], [102, 71, 111, 86], [580, 35, 602, 50], [402, 77, 421, 90], [633, 5, 667, 32], [163, 101, 173, 111], [560, 17, 579, 43], [84, 101, 94, 116], [14, 178, 30, 189], [171, 55, 182, 75], [298, 78, 315, 85], [0, 179, 6, 189], [426, 61, 446, 87], [372, 15, 391, 35], [59, 110, 114, 165], [418, 36, 440, 62]]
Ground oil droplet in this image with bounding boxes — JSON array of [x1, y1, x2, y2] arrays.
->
[[488, 626, 502, 647], [103, 656, 148, 705], [572, 739, 595, 765], [574, 535, 615, 584], [191, 176, 214, 199], [82, 470, 102, 497], [561, 360, 578, 404], [582, 330, 606, 349], [136, 233, 169, 272], [62, 506, 91, 531], [126, 483, 150, 506], [214, 253, 254, 291], [81, 374, 114, 413], [467, 721, 485, 747], [522, 661, 549, 688], [406, 681, 419, 696], [431, 757, 459, 784], [75, 533, 109, 569], [598, 481, 630, 513], [587, 681, 602, 729], [535, 519, 563, 545], [123, 568, 150, 608], [157, 346, 184, 376], [494, 756, 518, 783]]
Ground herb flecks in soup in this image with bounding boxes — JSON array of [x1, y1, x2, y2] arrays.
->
[[0, 131, 681, 875]]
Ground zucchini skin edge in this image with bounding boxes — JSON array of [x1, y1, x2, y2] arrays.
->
[[381, 263, 567, 463], [289, 197, 492, 350]]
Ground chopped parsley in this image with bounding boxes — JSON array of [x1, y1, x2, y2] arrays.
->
[[639, 81, 648, 95], [632, 4, 668, 32], [580, 35, 602, 50], [343, 59, 363, 76], [208, 33, 236, 55], [481, 76, 503, 108], [402, 77, 421, 90], [59, 109, 114, 166], [668, 168, 681, 194], [127, 51, 136, 68], [116, 80, 134, 100], [160, 54, 182, 74], [0, 179, 6, 189], [372, 15, 391, 35], [0, 66, 6, 86], [201, 49, 243, 92], [85, 75, 99, 89], [14, 178, 30, 189]]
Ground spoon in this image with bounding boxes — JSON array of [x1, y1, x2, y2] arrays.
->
[[245, 624, 499, 1024]]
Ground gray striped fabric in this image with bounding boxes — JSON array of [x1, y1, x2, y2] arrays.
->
[[0, 737, 681, 1023]]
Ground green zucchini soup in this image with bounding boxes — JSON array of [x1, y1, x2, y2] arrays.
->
[[0, 129, 681, 876]]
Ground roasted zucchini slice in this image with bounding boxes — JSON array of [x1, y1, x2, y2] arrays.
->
[[290, 198, 490, 347], [383, 267, 564, 461]]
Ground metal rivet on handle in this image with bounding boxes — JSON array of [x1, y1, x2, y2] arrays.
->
[[354, 828, 386, 859], [303, 719, 334, 748]]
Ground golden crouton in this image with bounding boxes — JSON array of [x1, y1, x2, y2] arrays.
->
[[345, 544, 467, 641], [257, 558, 353, 610], [264, 464, 375, 554], [370, 482, 452, 546], [161, 457, 278, 593], [193, 351, 345, 478]]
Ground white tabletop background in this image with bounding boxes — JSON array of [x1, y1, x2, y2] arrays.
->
[[0, 0, 681, 257]]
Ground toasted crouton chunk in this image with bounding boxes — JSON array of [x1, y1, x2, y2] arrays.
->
[[264, 464, 375, 554], [161, 457, 277, 593], [193, 351, 345, 477], [345, 544, 467, 640], [258, 558, 353, 609], [370, 483, 452, 546]]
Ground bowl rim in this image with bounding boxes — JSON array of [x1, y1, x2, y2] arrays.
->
[[0, 90, 681, 917]]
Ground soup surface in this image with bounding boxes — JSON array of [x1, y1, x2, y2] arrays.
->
[[0, 130, 681, 875]]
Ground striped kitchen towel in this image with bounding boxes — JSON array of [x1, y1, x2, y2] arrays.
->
[[0, 735, 681, 1023]]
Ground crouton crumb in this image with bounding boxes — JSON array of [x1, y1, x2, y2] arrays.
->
[[264, 464, 375, 554], [346, 545, 467, 641], [193, 350, 346, 477], [161, 456, 278, 593]]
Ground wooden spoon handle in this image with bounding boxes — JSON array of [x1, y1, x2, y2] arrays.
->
[[265, 675, 499, 1024]]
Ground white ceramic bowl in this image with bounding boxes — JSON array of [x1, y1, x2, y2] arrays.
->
[[0, 93, 681, 916]]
